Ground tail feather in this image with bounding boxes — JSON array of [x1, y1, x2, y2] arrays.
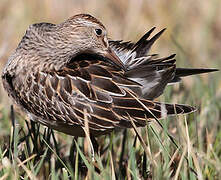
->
[[168, 68, 219, 83], [175, 68, 219, 77]]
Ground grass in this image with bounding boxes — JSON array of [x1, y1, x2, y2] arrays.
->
[[0, 0, 220, 179], [0, 87, 220, 179]]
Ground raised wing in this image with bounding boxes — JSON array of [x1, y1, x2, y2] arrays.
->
[[109, 28, 218, 99], [125, 54, 177, 99], [109, 27, 165, 67]]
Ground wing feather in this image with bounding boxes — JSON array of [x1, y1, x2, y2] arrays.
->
[[13, 58, 195, 136]]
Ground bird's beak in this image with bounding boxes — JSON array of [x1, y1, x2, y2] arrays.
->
[[101, 47, 126, 71]]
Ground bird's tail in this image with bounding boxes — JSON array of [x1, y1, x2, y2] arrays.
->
[[170, 68, 219, 83]]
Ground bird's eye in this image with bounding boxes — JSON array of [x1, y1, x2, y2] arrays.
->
[[95, 28, 102, 36]]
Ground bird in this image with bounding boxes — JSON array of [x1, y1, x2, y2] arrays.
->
[[2, 14, 218, 137]]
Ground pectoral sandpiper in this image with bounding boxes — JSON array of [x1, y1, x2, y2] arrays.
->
[[2, 14, 218, 136]]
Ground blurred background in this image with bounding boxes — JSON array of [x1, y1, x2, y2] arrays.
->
[[0, 0, 220, 138], [0, 0, 220, 178]]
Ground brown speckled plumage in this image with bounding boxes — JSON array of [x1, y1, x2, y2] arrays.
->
[[2, 14, 218, 136]]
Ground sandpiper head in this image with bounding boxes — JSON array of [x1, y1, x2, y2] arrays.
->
[[60, 14, 125, 69]]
